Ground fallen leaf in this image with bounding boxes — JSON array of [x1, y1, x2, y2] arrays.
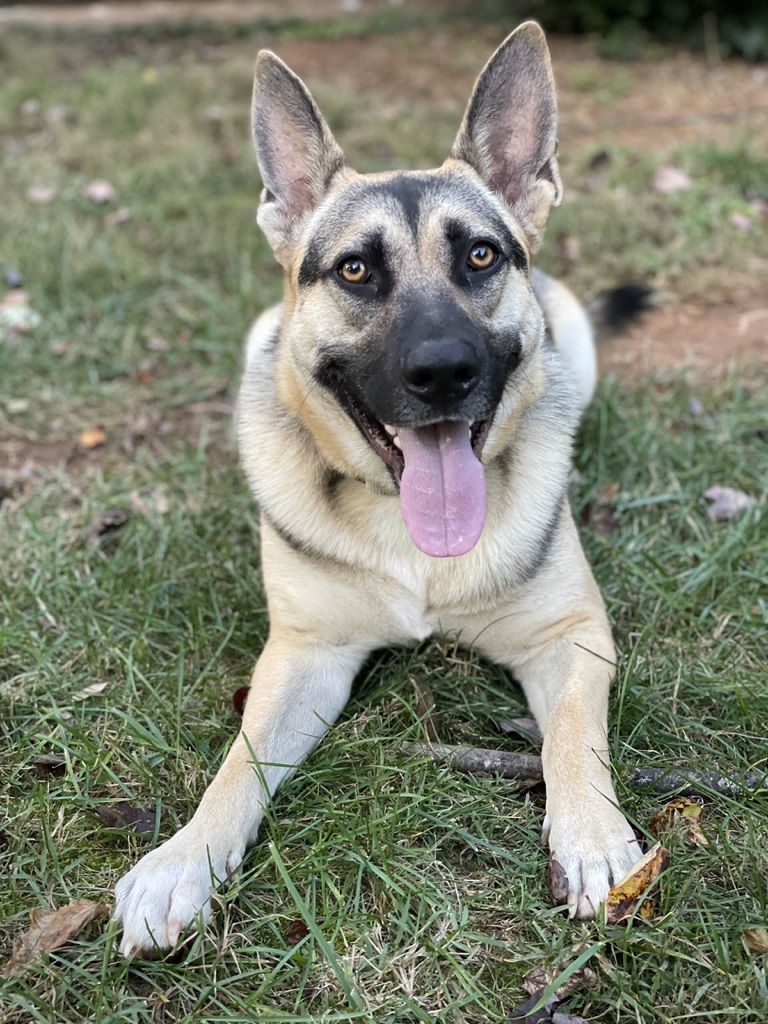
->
[[29, 754, 67, 777], [284, 919, 310, 945], [606, 842, 670, 924], [704, 485, 755, 522], [729, 212, 753, 232], [232, 686, 250, 716], [84, 179, 118, 204], [26, 185, 57, 204], [652, 165, 692, 194], [87, 507, 131, 542], [2, 900, 108, 977], [78, 426, 107, 450], [95, 802, 157, 837], [497, 717, 543, 747], [510, 954, 597, 1022], [743, 928, 768, 954], [581, 501, 617, 535], [598, 482, 620, 504], [649, 798, 708, 846], [73, 681, 108, 701], [0, 289, 41, 341], [104, 207, 131, 229]]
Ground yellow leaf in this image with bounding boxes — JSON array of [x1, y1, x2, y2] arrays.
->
[[606, 842, 670, 925]]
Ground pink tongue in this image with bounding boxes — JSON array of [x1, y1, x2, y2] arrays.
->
[[397, 421, 487, 558]]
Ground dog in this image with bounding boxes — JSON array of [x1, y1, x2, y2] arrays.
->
[[113, 21, 643, 957]]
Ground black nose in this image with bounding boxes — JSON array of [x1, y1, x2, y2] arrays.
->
[[401, 339, 481, 403]]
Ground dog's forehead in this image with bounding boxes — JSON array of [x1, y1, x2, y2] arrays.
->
[[307, 168, 518, 256]]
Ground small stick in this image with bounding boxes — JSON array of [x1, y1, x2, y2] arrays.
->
[[631, 768, 768, 798], [402, 743, 768, 799], [401, 742, 543, 782]]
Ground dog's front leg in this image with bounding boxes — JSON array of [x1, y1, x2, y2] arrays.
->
[[113, 633, 367, 956], [511, 625, 642, 918]]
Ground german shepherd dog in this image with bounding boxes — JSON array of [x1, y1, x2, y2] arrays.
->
[[114, 21, 643, 956]]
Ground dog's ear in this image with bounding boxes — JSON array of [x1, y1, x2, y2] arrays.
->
[[450, 22, 562, 254], [252, 52, 347, 265]]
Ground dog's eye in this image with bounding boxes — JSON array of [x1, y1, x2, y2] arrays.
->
[[337, 258, 371, 285], [467, 243, 498, 272]]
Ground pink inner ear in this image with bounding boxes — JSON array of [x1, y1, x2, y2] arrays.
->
[[489, 97, 545, 203], [267, 118, 317, 218]]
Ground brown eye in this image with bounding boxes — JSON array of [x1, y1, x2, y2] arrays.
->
[[338, 258, 371, 285], [467, 243, 498, 272]]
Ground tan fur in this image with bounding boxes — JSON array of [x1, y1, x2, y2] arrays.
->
[[113, 22, 642, 957]]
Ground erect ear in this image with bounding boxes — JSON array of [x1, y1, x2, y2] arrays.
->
[[252, 51, 347, 266], [450, 22, 562, 254]]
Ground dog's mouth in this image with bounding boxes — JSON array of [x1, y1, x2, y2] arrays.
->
[[336, 385, 492, 558]]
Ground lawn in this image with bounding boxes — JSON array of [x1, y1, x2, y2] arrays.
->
[[1, 10, 767, 1023]]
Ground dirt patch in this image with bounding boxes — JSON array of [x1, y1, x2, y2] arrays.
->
[[601, 301, 768, 381]]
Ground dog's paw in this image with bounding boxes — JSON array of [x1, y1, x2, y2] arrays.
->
[[112, 826, 243, 957], [544, 802, 642, 920]]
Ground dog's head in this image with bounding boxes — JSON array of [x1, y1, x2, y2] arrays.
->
[[251, 23, 562, 558]]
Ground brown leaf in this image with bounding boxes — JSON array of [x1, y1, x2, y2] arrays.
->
[[704, 486, 754, 522], [649, 798, 708, 847], [743, 928, 768, 954], [78, 426, 107, 450], [95, 802, 157, 837], [582, 501, 618, 535], [232, 686, 250, 716], [284, 919, 310, 945], [606, 842, 670, 924], [87, 507, 131, 542], [29, 754, 67, 777], [2, 900, 108, 977], [598, 482, 620, 504]]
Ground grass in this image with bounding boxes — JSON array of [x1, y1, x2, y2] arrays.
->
[[1, 15, 767, 1024]]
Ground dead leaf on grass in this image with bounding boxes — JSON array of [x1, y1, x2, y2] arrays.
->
[[73, 680, 108, 701], [29, 754, 67, 777], [582, 501, 617, 535], [84, 179, 118, 204], [26, 185, 57, 205], [704, 485, 755, 522], [606, 842, 670, 924], [95, 802, 157, 837], [649, 798, 708, 846], [509, 954, 597, 1021], [87, 506, 131, 542], [2, 900, 108, 977], [743, 928, 768, 954], [104, 206, 131, 229], [497, 717, 543, 747], [652, 165, 692, 194], [77, 425, 107, 450], [284, 919, 310, 945]]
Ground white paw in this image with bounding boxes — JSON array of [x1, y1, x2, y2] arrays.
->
[[544, 801, 642, 919], [112, 826, 243, 957]]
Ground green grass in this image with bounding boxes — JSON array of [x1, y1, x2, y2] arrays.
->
[[1, 21, 767, 1024]]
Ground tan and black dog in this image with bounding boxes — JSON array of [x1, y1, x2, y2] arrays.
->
[[114, 21, 643, 956]]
